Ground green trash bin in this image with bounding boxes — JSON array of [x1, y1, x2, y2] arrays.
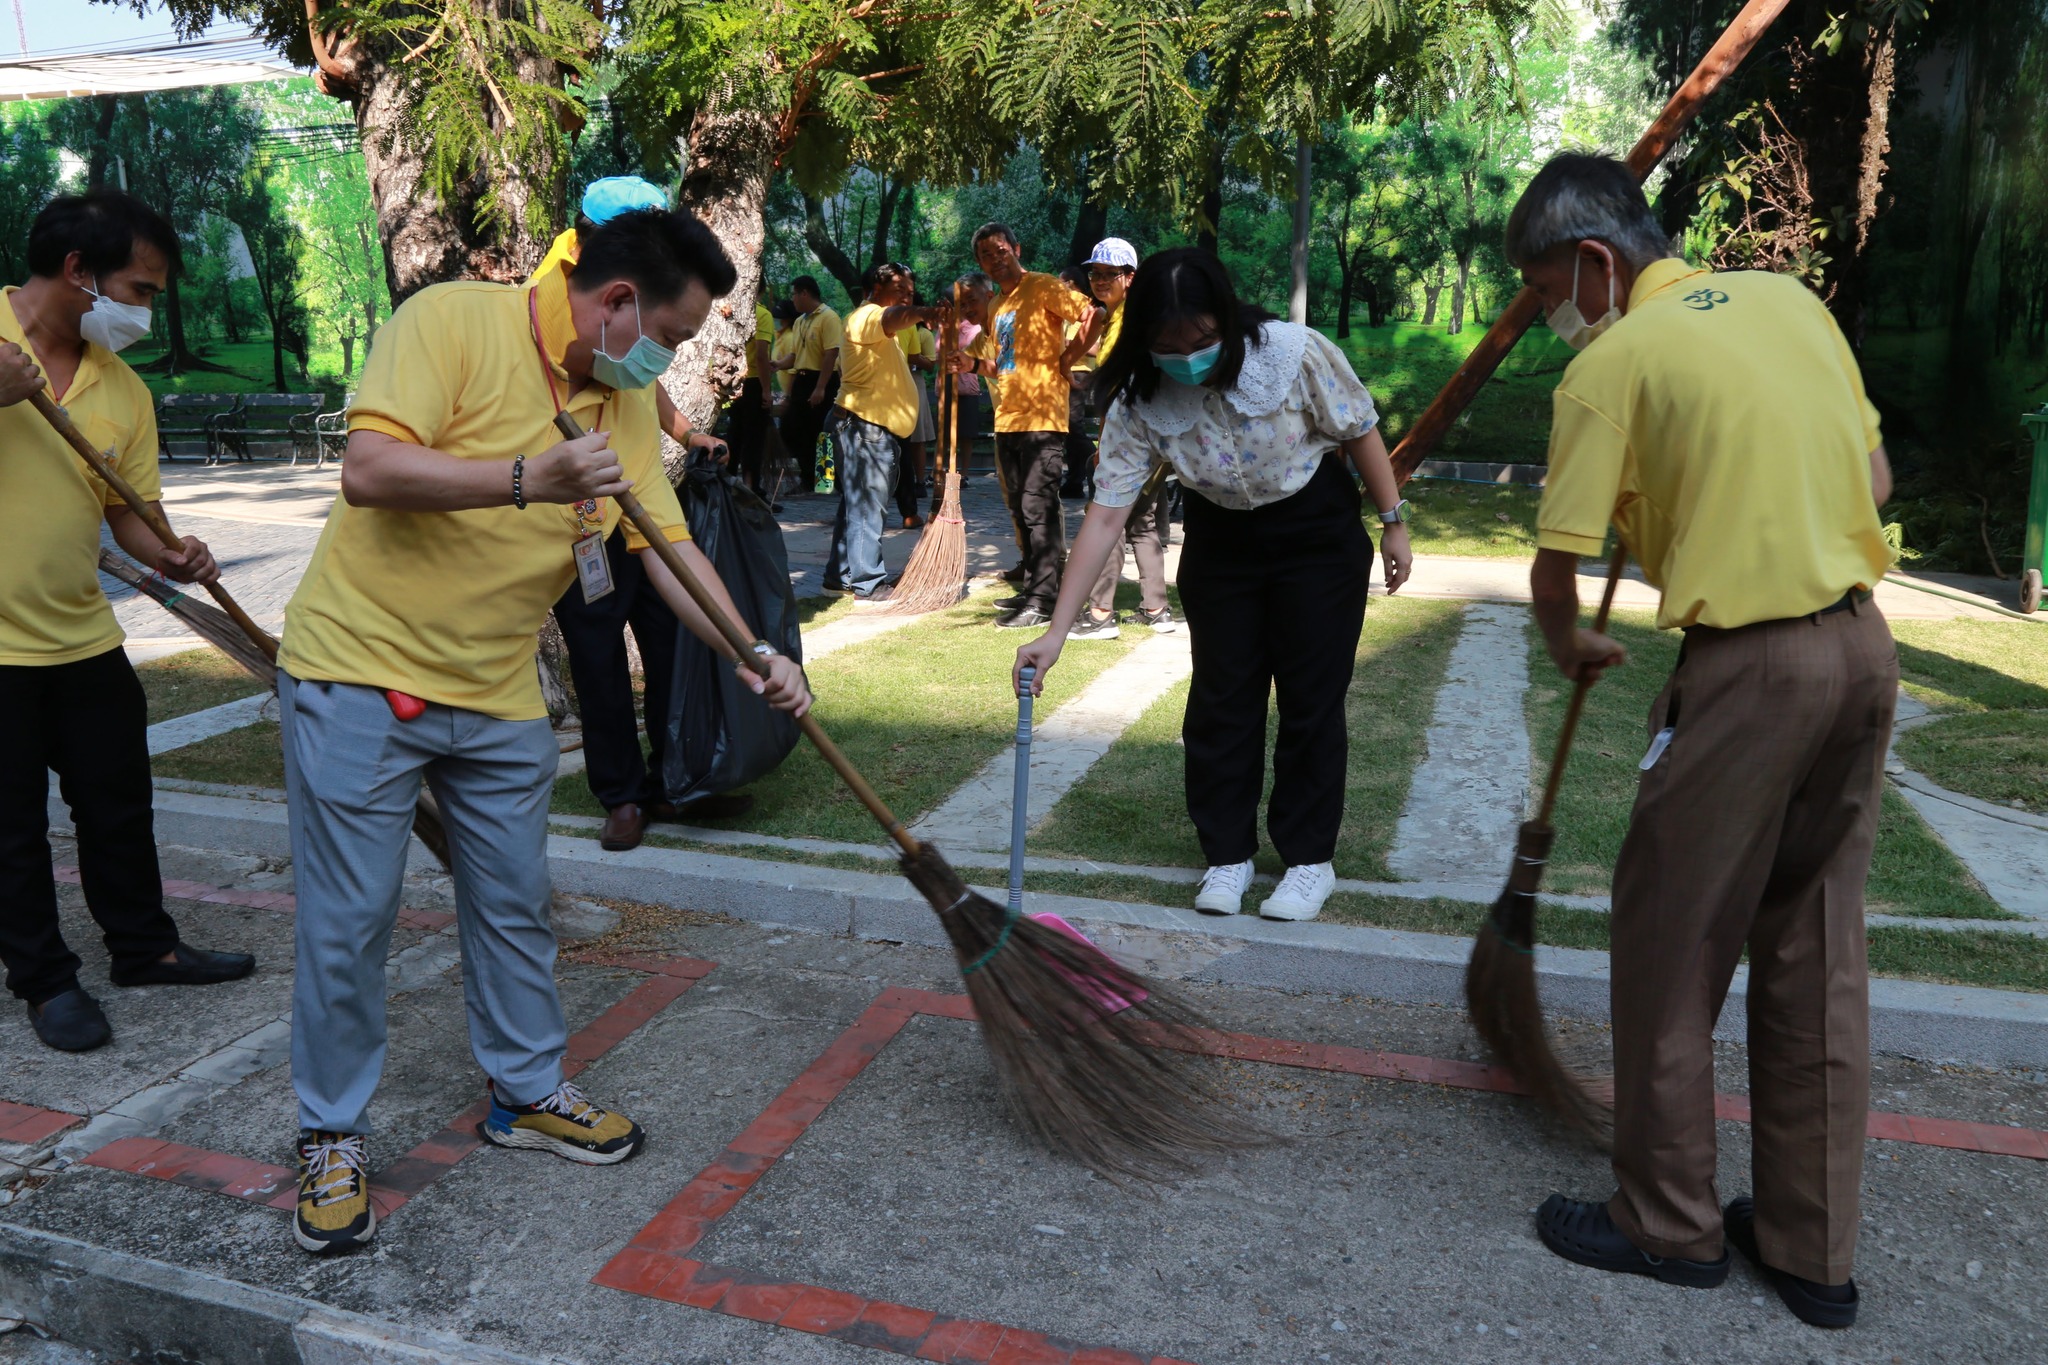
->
[[2024, 405, 2048, 613]]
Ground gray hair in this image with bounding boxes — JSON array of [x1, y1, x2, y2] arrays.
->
[[1504, 153, 1675, 269], [954, 270, 995, 296]]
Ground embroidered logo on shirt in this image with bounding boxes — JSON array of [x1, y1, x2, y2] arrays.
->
[[1681, 288, 1731, 310]]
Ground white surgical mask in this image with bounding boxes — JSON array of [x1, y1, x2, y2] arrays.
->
[[78, 277, 154, 353], [1546, 249, 1619, 351]]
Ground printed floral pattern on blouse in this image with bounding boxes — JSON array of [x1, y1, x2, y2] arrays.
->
[[1093, 323, 1379, 511]]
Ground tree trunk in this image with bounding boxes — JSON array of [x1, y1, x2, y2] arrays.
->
[[661, 93, 777, 483], [1449, 249, 1472, 335], [1196, 146, 1226, 255], [897, 183, 917, 263], [271, 323, 288, 391], [355, 222, 381, 346], [1421, 275, 1442, 326], [341, 328, 356, 379], [1288, 135, 1312, 325], [222, 275, 243, 344], [802, 191, 865, 298], [869, 177, 902, 271], [164, 275, 191, 376], [1066, 181, 1109, 269], [85, 96, 118, 189]]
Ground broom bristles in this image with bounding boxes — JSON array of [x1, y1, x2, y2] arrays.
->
[[1465, 822, 1614, 1147], [901, 842, 1267, 1180], [882, 468, 968, 614]]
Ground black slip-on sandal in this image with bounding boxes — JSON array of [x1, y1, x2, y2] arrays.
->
[[1536, 1194, 1730, 1288], [1724, 1196, 1858, 1329]]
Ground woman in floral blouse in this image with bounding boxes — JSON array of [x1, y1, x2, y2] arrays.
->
[[1013, 248, 1414, 923]]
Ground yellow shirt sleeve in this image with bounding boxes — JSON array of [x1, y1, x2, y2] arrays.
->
[[347, 291, 466, 447], [1536, 386, 1628, 557], [1044, 276, 1097, 325]]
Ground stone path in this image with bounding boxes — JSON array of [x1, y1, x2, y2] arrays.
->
[[1890, 693, 2048, 921], [145, 693, 273, 757]]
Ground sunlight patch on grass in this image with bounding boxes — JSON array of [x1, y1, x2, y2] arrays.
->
[[133, 645, 267, 725]]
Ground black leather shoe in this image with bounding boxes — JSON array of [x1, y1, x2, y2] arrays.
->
[[28, 989, 112, 1052], [1536, 1194, 1729, 1288], [992, 595, 1025, 611], [110, 943, 257, 988], [995, 606, 1051, 630], [1724, 1196, 1858, 1328]]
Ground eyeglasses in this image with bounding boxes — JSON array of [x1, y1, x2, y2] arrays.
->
[[1087, 267, 1131, 280]]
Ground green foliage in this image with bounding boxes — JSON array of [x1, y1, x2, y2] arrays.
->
[[0, 111, 60, 283]]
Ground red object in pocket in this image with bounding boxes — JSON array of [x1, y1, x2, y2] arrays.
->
[[384, 690, 427, 721]]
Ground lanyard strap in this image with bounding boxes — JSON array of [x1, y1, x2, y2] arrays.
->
[[528, 286, 606, 532]]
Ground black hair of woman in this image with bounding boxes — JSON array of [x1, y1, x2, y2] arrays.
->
[[1093, 247, 1273, 409]]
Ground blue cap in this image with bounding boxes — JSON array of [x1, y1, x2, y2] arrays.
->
[[581, 176, 668, 225]]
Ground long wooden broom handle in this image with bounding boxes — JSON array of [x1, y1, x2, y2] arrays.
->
[[552, 411, 921, 856], [30, 388, 280, 661], [1387, 0, 1793, 481], [1533, 542, 1630, 827]]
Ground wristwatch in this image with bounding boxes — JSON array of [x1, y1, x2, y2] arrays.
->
[[1378, 499, 1409, 525]]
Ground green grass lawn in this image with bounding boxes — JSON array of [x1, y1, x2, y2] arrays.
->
[[1890, 616, 2048, 814], [133, 646, 267, 725], [1401, 479, 1542, 559], [126, 339, 351, 404], [1524, 608, 2012, 921], [1896, 711, 2048, 814], [552, 586, 1143, 838], [1327, 320, 1573, 466], [153, 718, 285, 789], [1028, 594, 1465, 880]]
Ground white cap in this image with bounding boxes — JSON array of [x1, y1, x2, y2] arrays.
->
[[1085, 238, 1139, 270]]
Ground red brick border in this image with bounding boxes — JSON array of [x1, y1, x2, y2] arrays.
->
[[596, 983, 2048, 1365], [0, 1099, 82, 1147], [83, 954, 716, 1218]]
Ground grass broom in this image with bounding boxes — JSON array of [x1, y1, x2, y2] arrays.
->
[[886, 288, 969, 614], [33, 388, 464, 871], [557, 409, 1260, 1179], [1465, 543, 1627, 1145]]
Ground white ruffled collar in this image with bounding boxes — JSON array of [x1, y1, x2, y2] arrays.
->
[[1126, 320, 1312, 436]]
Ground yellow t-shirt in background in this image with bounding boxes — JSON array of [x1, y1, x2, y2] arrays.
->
[[977, 272, 1097, 434], [746, 303, 773, 381], [791, 305, 843, 372], [282, 269, 690, 721], [770, 328, 796, 394], [836, 303, 918, 439], [1537, 259, 1891, 631], [896, 324, 935, 366], [0, 287, 161, 665]]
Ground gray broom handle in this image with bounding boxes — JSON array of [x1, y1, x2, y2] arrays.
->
[[1009, 665, 1035, 913]]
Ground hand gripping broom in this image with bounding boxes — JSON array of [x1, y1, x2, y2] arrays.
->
[[886, 289, 969, 614], [1465, 543, 1627, 1144], [557, 410, 1259, 1180], [32, 388, 463, 871]]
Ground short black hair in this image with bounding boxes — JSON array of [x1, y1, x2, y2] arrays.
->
[[27, 190, 183, 280], [790, 275, 822, 300], [770, 298, 798, 322], [861, 261, 912, 295], [972, 222, 1018, 253], [1095, 247, 1272, 407], [567, 207, 736, 303]]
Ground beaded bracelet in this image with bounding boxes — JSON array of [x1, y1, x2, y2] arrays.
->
[[511, 453, 527, 510]]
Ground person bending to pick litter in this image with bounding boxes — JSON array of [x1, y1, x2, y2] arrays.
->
[[0, 191, 254, 1056], [1511, 154, 1895, 1330], [1013, 248, 1413, 924], [277, 205, 810, 1255]]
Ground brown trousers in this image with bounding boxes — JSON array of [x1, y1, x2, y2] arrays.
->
[[1607, 600, 1896, 1286]]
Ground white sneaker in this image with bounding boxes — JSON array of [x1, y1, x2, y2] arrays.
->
[[1259, 863, 1336, 921], [1192, 859, 1255, 915]]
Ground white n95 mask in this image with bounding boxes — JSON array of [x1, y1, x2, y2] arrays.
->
[[1546, 250, 1619, 351], [79, 278, 154, 353]]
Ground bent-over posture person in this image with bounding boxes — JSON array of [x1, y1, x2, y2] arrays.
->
[[1511, 154, 1895, 1330], [278, 206, 810, 1255], [1013, 248, 1414, 924], [0, 191, 253, 1055]]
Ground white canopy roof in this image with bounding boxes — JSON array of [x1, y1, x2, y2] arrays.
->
[[0, 33, 301, 102]]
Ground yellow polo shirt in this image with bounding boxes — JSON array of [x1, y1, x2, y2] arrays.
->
[[0, 287, 160, 665], [746, 303, 773, 380], [835, 303, 918, 439], [280, 269, 689, 721], [770, 327, 796, 394], [1537, 260, 1890, 631], [974, 272, 1097, 434], [791, 305, 842, 372]]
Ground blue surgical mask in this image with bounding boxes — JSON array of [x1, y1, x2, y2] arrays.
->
[[590, 293, 676, 390], [1151, 341, 1222, 386]]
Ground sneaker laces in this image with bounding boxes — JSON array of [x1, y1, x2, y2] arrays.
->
[[1274, 864, 1328, 899], [301, 1134, 367, 1208], [1199, 862, 1249, 894], [534, 1081, 607, 1128]]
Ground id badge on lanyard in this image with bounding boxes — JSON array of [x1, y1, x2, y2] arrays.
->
[[530, 287, 614, 603]]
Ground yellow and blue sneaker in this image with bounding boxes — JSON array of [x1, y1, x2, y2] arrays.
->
[[481, 1081, 644, 1165], [294, 1131, 374, 1254]]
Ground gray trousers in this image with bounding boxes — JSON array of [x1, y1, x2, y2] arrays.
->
[[280, 672, 566, 1134]]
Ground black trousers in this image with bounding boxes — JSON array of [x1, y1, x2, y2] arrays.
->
[[727, 377, 771, 494], [782, 372, 839, 491], [0, 647, 180, 1005], [995, 430, 1068, 611], [1177, 456, 1373, 867], [1062, 374, 1096, 500], [553, 531, 678, 812]]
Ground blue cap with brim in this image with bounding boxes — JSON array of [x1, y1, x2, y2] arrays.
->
[[581, 176, 669, 225]]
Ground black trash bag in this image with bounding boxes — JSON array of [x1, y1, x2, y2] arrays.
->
[[660, 449, 803, 804]]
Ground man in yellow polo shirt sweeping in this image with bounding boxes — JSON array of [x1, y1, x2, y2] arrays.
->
[[278, 206, 810, 1255], [1, 192, 255, 1056], [1508, 155, 1895, 1331]]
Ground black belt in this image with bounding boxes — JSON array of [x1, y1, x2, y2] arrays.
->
[[1815, 588, 1873, 617]]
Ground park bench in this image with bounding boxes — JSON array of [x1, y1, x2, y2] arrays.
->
[[155, 393, 243, 462], [213, 392, 327, 465], [309, 391, 355, 467]]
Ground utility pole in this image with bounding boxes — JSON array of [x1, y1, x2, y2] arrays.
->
[[12, 0, 29, 56]]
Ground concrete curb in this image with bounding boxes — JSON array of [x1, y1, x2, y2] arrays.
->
[[76, 789, 2048, 1071], [0, 1223, 550, 1364]]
